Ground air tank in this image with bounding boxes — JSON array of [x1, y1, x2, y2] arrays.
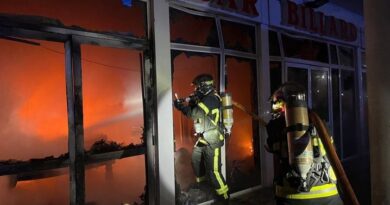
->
[[281, 83, 313, 192], [221, 92, 233, 135]]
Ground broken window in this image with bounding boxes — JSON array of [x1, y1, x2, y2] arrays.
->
[[221, 20, 256, 53], [282, 34, 329, 63], [170, 8, 219, 47], [0, 38, 70, 204], [81, 45, 145, 204], [225, 56, 260, 192], [171, 50, 219, 204], [0, 0, 147, 38]]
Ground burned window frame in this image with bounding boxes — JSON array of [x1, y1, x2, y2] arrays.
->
[[0, 1, 149, 204], [169, 4, 262, 197]]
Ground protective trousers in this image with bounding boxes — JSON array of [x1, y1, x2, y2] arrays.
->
[[192, 144, 229, 199]]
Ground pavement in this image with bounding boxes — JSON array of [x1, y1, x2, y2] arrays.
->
[[198, 187, 276, 205]]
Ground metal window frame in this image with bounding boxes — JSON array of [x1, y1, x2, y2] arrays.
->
[[0, 7, 151, 205], [167, 3, 264, 198], [271, 26, 362, 161], [284, 62, 331, 111]]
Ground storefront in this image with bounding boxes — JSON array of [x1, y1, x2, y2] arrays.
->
[[0, 0, 368, 204], [168, 0, 368, 204]]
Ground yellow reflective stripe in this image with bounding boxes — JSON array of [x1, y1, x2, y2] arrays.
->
[[219, 134, 224, 140], [275, 183, 338, 199], [198, 102, 209, 114], [312, 137, 319, 146], [310, 183, 337, 191], [318, 139, 326, 156], [223, 193, 229, 199], [329, 167, 337, 181], [199, 139, 208, 144], [213, 148, 228, 195], [211, 108, 219, 125], [205, 80, 213, 85], [216, 185, 229, 195], [284, 189, 338, 199], [196, 176, 206, 183]]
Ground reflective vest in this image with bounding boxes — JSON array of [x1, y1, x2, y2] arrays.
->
[[266, 116, 339, 200], [188, 92, 224, 146]]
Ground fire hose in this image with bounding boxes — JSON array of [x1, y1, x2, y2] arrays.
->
[[232, 101, 359, 205], [309, 112, 360, 205]]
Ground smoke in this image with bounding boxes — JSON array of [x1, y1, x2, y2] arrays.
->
[[0, 34, 146, 204]]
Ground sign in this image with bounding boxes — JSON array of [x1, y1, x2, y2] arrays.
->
[[195, 0, 259, 17], [281, 0, 357, 42]]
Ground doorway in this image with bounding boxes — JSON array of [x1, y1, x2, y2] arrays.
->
[[285, 62, 331, 126]]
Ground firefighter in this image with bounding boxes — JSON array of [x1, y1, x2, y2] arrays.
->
[[173, 74, 229, 204], [266, 82, 343, 205]]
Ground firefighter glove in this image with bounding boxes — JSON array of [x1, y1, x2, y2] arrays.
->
[[173, 99, 186, 111]]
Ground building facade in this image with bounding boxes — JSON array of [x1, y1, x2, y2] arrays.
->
[[0, 0, 368, 204]]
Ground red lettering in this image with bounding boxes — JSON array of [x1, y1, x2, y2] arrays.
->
[[300, 6, 307, 29], [317, 11, 325, 35], [285, 0, 299, 26], [227, 0, 238, 10], [328, 16, 338, 37], [211, 0, 224, 6], [348, 23, 358, 42], [242, 0, 259, 16], [280, 1, 357, 42], [339, 19, 348, 40], [307, 8, 317, 32]]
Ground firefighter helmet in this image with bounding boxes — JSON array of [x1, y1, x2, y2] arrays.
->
[[270, 89, 285, 115], [192, 74, 215, 96]]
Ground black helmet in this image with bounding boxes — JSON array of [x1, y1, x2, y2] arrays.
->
[[192, 74, 214, 87], [192, 74, 215, 96]]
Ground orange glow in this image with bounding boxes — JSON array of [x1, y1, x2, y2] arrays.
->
[[0, 1, 147, 204], [16, 65, 68, 141]]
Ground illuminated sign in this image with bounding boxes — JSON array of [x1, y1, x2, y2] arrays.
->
[[281, 0, 358, 42], [191, 0, 259, 16]]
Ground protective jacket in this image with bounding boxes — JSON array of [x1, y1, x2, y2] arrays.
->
[[177, 90, 229, 201], [181, 91, 224, 147], [266, 115, 342, 204]]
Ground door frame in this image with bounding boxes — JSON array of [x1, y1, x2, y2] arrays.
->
[[284, 61, 333, 131]]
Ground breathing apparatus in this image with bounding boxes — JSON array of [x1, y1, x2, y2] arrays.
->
[[175, 74, 234, 136], [221, 92, 234, 136], [272, 82, 314, 192]]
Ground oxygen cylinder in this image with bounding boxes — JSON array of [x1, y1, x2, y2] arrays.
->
[[221, 92, 234, 135], [282, 83, 313, 192]]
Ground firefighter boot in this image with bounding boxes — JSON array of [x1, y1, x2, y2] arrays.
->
[[212, 193, 229, 205]]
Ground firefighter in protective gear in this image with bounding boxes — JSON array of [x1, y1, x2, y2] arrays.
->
[[266, 82, 343, 205], [173, 74, 229, 204]]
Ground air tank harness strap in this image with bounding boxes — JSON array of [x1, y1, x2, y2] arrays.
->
[[286, 123, 311, 132]]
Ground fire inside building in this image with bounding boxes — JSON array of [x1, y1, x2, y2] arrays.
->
[[0, 0, 382, 204]]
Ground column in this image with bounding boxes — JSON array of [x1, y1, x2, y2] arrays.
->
[[364, 0, 390, 204]]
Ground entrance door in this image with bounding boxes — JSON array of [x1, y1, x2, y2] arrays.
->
[[171, 50, 220, 198], [286, 62, 331, 126]]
